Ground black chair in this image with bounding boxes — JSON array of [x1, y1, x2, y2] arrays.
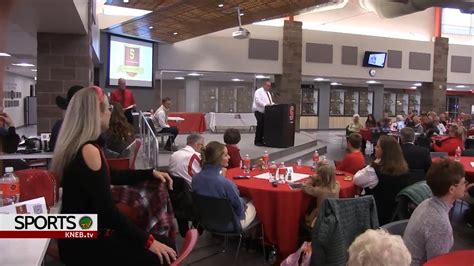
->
[[462, 149, 474, 157], [380, 219, 409, 237], [146, 117, 175, 149], [191, 192, 265, 265], [415, 135, 431, 150], [168, 176, 197, 237], [391, 181, 432, 222], [407, 169, 426, 186]]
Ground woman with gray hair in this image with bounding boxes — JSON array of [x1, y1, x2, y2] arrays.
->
[[347, 114, 363, 135], [347, 229, 411, 266]]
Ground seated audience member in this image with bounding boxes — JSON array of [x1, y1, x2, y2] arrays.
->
[[153, 97, 179, 151], [433, 116, 447, 135], [405, 114, 415, 128], [347, 114, 363, 135], [365, 114, 377, 128], [462, 113, 472, 129], [335, 133, 366, 175], [400, 128, 431, 173], [105, 102, 135, 156], [432, 124, 464, 155], [347, 229, 411, 266], [371, 117, 392, 145], [169, 133, 204, 184], [392, 115, 406, 131], [192, 141, 256, 230], [410, 116, 424, 134], [354, 135, 409, 225], [50, 85, 83, 151], [0, 110, 20, 153], [223, 128, 242, 169], [302, 161, 340, 228], [403, 159, 467, 266], [439, 113, 448, 127], [52, 86, 176, 265]]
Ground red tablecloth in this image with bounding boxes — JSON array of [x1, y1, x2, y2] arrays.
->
[[168, 112, 207, 133], [424, 250, 474, 266], [360, 128, 373, 142], [432, 157, 474, 183], [226, 166, 356, 260]]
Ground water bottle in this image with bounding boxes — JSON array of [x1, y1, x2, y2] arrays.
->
[[268, 161, 277, 182], [455, 146, 462, 162], [278, 162, 287, 183], [365, 141, 373, 156], [312, 150, 320, 169], [262, 150, 269, 168], [0, 167, 20, 205], [243, 154, 251, 174]]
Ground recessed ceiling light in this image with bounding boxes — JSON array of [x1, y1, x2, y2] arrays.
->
[[456, 85, 467, 88], [218, 3, 224, 8], [413, 83, 422, 86], [148, 26, 154, 29], [12, 63, 35, 67], [255, 75, 269, 79], [188, 72, 202, 76], [31, 69, 37, 72], [314, 78, 326, 81], [240, 13, 244, 16], [123, 0, 129, 3], [366, 80, 378, 84], [231, 78, 243, 82], [173, 32, 178, 35], [0, 53, 11, 57], [174, 77, 184, 80], [331, 82, 341, 86], [34, 76, 37, 81], [447, 88, 453, 91], [410, 86, 417, 89]]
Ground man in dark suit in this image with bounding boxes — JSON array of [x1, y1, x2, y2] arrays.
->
[[400, 127, 431, 172]]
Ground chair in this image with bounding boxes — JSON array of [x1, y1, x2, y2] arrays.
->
[[392, 181, 432, 222], [107, 158, 130, 170], [461, 149, 474, 157], [169, 176, 197, 237], [129, 139, 142, 169], [147, 117, 175, 149], [430, 152, 449, 159], [380, 219, 409, 237], [170, 229, 199, 266], [14, 169, 59, 209], [191, 192, 265, 265], [407, 169, 426, 186], [311, 196, 379, 266]]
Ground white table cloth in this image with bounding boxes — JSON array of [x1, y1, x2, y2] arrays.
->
[[206, 112, 257, 132]]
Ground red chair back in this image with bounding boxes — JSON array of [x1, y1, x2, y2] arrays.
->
[[170, 228, 198, 266], [130, 139, 142, 170], [107, 158, 130, 170], [14, 169, 59, 209]]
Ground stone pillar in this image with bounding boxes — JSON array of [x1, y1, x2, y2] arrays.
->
[[420, 37, 448, 114], [273, 20, 302, 131], [368, 84, 384, 121], [317, 82, 330, 129], [185, 77, 199, 112], [36, 33, 92, 133]]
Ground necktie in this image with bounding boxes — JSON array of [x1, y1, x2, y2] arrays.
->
[[266, 91, 273, 105]]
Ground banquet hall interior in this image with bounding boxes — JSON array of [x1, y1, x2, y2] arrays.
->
[[1, 0, 474, 265]]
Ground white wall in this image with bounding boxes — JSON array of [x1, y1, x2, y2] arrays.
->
[[448, 44, 474, 85], [302, 30, 434, 82], [3, 72, 35, 127]]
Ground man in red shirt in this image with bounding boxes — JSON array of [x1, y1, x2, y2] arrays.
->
[[335, 133, 366, 175], [110, 78, 136, 125]]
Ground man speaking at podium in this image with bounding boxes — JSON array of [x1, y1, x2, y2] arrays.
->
[[252, 81, 274, 146]]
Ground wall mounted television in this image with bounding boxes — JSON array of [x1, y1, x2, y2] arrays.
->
[[363, 51, 387, 68], [108, 35, 154, 88]]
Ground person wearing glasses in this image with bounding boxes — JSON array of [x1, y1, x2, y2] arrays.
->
[[403, 159, 470, 266], [52, 86, 176, 265]]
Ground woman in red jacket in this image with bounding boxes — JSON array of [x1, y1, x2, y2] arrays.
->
[[224, 128, 242, 169], [432, 124, 464, 155]]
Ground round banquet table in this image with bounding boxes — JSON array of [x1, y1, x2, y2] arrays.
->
[[424, 250, 474, 266], [226, 166, 357, 260], [432, 156, 474, 183]]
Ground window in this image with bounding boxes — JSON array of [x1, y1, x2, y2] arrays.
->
[[442, 8, 474, 36]]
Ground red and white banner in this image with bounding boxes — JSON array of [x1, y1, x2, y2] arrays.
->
[[0, 214, 97, 239]]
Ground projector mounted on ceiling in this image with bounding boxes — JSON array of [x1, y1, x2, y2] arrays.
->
[[233, 6, 250, 40]]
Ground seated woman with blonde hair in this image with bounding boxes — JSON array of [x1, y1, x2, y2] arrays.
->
[[347, 229, 411, 266], [302, 161, 340, 228], [432, 124, 464, 155], [192, 141, 256, 230], [52, 86, 176, 265]]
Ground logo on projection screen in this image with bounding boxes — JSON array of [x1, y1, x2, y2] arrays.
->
[[117, 46, 144, 78]]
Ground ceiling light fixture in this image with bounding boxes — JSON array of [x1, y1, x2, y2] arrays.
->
[[173, 32, 178, 35], [231, 78, 243, 82], [413, 83, 422, 86], [174, 77, 184, 80], [331, 82, 341, 86], [447, 88, 453, 91], [255, 75, 269, 79], [0, 53, 11, 57], [12, 63, 35, 67], [366, 80, 378, 84], [314, 78, 326, 81], [410, 86, 417, 89], [188, 72, 202, 76], [31, 69, 37, 72], [123, 0, 129, 3], [240, 13, 244, 16], [456, 85, 467, 88], [218, 3, 224, 8], [148, 26, 154, 29]]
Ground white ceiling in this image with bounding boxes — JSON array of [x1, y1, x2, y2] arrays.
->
[[3, 0, 88, 78]]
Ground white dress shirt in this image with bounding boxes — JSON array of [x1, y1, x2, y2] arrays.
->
[[252, 87, 274, 113], [169, 145, 201, 184], [152, 105, 169, 132]]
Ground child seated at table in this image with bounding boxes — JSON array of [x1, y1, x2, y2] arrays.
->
[[302, 161, 340, 228]]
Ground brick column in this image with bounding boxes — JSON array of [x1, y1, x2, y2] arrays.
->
[[420, 37, 448, 114], [274, 20, 302, 131], [36, 33, 92, 133]]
